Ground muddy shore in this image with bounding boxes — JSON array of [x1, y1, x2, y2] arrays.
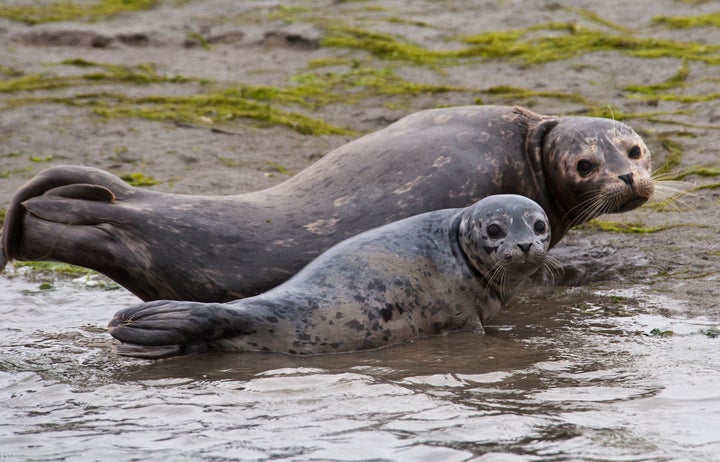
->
[[1, 0, 719, 317]]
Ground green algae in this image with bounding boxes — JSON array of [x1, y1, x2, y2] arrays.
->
[[323, 19, 720, 67], [6, 62, 462, 135], [0, 167, 33, 179], [565, 7, 631, 33], [293, 66, 463, 98], [471, 85, 688, 123], [0, 0, 157, 25], [703, 327, 720, 339], [626, 61, 720, 103], [185, 32, 211, 50], [0, 73, 79, 93], [30, 155, 54, 163], [0, 60, 194, 94], [653, 13, 720, 28], [0, 66, 22, 77], [691, 182, 720, 191], [636, 92, 720, 103], [61, 59, 194, 85], [307, 58, 352, 68], [89, 93, 354, 136], [13, 261, 95, 276], [649, 328, 675, 337], [584, 219, 681, 233], [267, 5, 312, 24], [2, 62, 352, 135], [121, 172, 160, 187], [476, 85, 594, 106], [653, 137, 684, 177], [461, 21, 720, 65], [668, 165, 720, 181], [0, 208, 5, 226], [386, 16, 433, 28], [625, 61, 690, 94], [322, 26, 450, 65]]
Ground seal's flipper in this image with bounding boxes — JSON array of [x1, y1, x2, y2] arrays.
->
[[112, 342, 189, 359], [23, 195, 120, 226], [18, 184, 117, 226], [108, 300, 255, 358], [45, 184, 116, 202], [1, 165, 133, 272]]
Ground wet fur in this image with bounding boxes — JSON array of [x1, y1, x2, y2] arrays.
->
[[109, 195, 554, 358], [1, 105, 655, 302]]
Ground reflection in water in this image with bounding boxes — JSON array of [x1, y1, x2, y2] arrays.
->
[[1, 272, 719, 461]]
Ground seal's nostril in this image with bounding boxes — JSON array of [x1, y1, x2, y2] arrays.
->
[[619, 172, 634, 186], [518, 243, 531, 253]]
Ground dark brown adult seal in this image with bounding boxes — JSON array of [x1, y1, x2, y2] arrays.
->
[[109, 194, 557, 358], [0, 105, 655, 302]]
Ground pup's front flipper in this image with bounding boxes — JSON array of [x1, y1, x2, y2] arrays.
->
[[108, 300, 253, 359]]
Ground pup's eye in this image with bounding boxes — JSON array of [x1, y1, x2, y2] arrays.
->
[[534, 220, 547, 234], [577, 160, 595, 176], [487, 224, 503, 238], [628, 145, 642, 159]]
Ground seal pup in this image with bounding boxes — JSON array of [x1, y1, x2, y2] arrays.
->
[[109, 194, 558, 358], [1, 105, 654, 302]]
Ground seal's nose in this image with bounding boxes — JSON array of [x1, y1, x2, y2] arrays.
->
[[517, 243, 531, 254], [618, 172, 634, 186]]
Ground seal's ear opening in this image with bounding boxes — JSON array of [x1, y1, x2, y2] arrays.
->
[[525, 118, 560, 161]]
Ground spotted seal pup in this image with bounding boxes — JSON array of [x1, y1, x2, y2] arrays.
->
[[108, 194, 557, 358], [0, 105, 654, 302]]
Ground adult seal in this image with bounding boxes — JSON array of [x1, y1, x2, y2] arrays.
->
[[0, 105, 655, 302], [109, 194, 557, 358]]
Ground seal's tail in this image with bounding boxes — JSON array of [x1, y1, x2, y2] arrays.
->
[[108, 300, 255, 359]]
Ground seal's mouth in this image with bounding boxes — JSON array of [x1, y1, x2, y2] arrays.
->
[[615, 196, 648, 213]]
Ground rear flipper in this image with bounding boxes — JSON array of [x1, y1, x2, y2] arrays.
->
[[1, 165, 135, 270], [108, 300, 255, 359]]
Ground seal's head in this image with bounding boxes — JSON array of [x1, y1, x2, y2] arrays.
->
[[458, 194, 552, 301], [539, 116, 655, 229]]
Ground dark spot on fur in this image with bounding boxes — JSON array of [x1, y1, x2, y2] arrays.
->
[[345, 320, 365, 331], [483, 246, 497, 254], [266, 316, 279, 323], [367, 278, 387, 292], [335, 312, 344, 319], [380, 305, 393, 322]]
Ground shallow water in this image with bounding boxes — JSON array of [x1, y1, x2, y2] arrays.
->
[[1, 268, 719, 462]]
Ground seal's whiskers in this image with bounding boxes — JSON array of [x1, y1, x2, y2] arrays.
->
[[564, 188, 615, 229], [541, 255, 564, 285], [649, 179, 696, 212]]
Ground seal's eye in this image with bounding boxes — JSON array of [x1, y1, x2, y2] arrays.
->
[[533, 220, 546, 234], [486, 223, 503, 238], [577, 160, 594, 176], [628, 145, 642, 159]]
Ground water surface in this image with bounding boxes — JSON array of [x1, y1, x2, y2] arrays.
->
[[1, 270, 719, 461]]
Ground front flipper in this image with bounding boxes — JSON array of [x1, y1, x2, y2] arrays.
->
[[108, 300, 255, 359]]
